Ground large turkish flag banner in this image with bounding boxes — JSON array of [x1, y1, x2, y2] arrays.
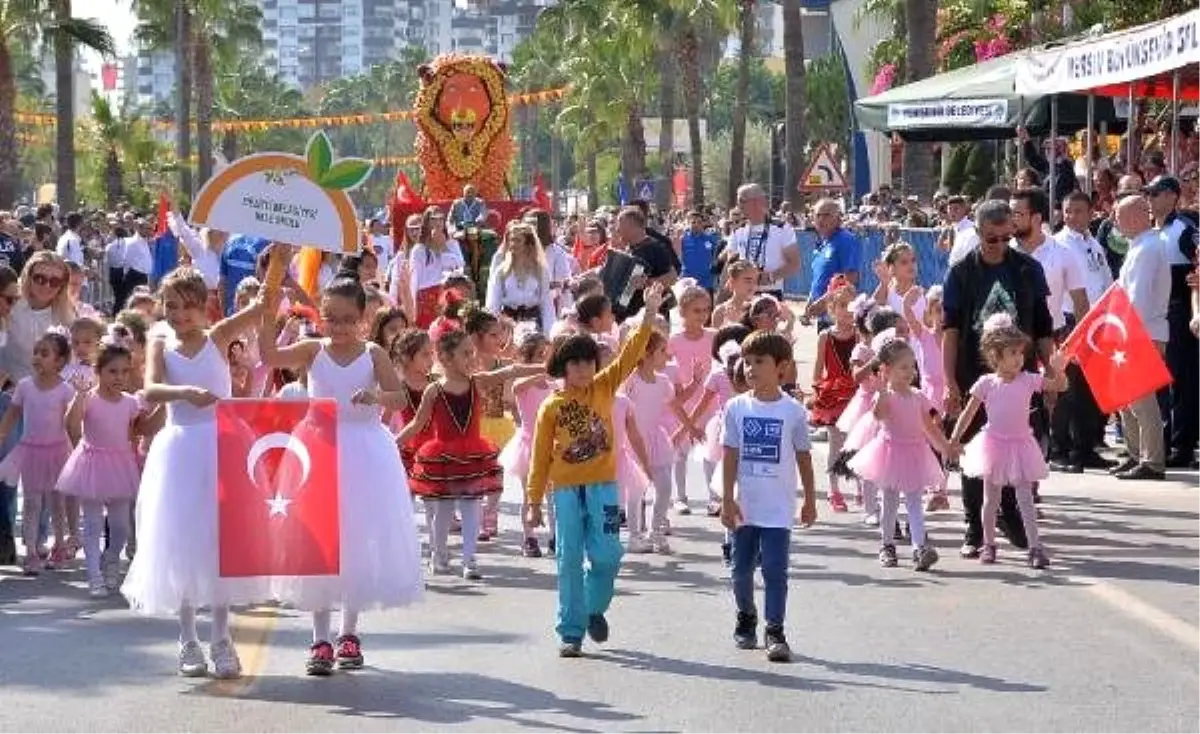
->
[[217, 400, 340, 577], [1061, 283, 1173, 413]]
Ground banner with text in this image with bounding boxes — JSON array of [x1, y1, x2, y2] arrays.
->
[[1015, 10, 1200, 95], [886, 99, 1009, 129]]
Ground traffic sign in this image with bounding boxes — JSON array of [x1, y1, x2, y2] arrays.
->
[[637, 180, 655, 201], [798, 143, 849, 192]]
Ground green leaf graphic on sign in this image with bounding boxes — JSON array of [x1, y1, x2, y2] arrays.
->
[[319, 159, 373, 190], [306, 132, 333, 180]]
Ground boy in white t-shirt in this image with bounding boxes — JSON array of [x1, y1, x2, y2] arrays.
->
[[721, 331, 816, 663]]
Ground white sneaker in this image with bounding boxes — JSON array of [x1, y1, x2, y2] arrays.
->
[[178, 640, 208, 677], [209, 639, 242, 680], [626, 535, 652, 554], [863, 512, 880, 528], [650, 534, 672, 555], [88, 579, 109, 598], [673, 500, 691, 515], [429, 557, 452, 575], [462, 561, 482, 580]]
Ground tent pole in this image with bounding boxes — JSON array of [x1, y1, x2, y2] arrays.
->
[[1171, 70, 1181, 173], [1049, 95, 1058, 210], [1128, 84, 1139, 170], [1085, 94, 1095, 196], [1016, 98, 1026, 172]]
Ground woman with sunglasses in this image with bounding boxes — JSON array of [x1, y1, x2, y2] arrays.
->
[[0, 264, 21, 565], [485, 222, 556, 332], [408, 207, 465, 329]]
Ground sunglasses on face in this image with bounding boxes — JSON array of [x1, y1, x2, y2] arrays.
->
[[982, 234, 1010, 245], [31, 272, 64, 289]]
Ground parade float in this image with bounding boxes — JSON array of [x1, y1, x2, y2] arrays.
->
[[392, 53, 538, 293]]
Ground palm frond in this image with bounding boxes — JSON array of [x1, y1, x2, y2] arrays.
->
[[48, 16, 117, 56]]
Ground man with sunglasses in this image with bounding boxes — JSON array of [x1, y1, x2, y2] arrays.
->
[[942, 199, 1057, 557]]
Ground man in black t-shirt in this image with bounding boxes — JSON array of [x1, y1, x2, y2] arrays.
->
[[614, 205, 679, 322], [942, 199, 1057, 559]]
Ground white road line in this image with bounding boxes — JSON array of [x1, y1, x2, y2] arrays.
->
[[1071, 577, 1200, 651]]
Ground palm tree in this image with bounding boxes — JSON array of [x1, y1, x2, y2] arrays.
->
[[781, 0, 808, 208], [52, 0, 115, 212], [728, 0, 756, 203], [902, 0, 936, 197], [89, 91, 129, 207]]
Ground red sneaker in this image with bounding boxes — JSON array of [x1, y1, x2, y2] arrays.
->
[[335, 634, 364, 669], [828, 493, 849, 513], [306, 640, 335, 676]]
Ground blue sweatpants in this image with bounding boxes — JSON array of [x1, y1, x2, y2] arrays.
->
[[551, 482, 623, 643]]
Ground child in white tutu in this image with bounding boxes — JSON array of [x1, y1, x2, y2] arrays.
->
[[120, 267, 266, 680], [950, 314, 1066, 569], [0, 330, 74, 576], [58, 328, 147, 596], [258, 274, 425, 677], [500, 332, 556, 558], [847, 337, 957, 571]]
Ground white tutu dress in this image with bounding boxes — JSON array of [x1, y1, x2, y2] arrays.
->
[[122, 337, 273, 614], [270, 344, 424, 611]]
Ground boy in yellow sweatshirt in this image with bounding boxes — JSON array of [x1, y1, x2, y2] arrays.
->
[[525, 283, 666, 657]]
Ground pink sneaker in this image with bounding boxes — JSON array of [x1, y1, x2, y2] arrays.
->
[[828, 492, 849, 513]]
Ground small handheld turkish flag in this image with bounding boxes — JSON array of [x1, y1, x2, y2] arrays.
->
[[217, 400, 340, 577], [1061, 283, 1173, 413], [394, 170, 423, 208], [532, 172, 551, 211]]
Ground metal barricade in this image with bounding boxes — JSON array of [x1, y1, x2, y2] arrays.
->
[[782, 226, 949, 300]]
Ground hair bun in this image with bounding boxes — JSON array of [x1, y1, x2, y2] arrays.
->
[[982, 312, 1015, 333]]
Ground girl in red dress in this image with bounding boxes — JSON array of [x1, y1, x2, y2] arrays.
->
[[807, 280, 858, 513], [396, 328, 542, 581]]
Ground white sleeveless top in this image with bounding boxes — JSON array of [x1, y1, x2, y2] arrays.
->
[[162, 337, 230, 426], [307, 344, 381, 424]]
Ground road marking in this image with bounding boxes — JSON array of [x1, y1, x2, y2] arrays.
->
[[1074, 578, 1199, 651], [202, 607, 279, 696]]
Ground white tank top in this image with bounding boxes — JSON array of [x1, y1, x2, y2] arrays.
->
[[162, 337, 231, 426], [307, 343, 380, 424]]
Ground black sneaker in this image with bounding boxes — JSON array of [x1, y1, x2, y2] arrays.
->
[[547, 537, 556, 556], [586, 613, 609, 643], [720, 542, 732, 567], [733, 612, 757, 649], [522, 537, 543, 558], [1049, 459, 1083, 473], [878, 544, 898, 567], [0, 532, 16, 566], [1109, 457, 1139, 475], [764, 624, 792, 663], [1116, 463, 1166, 481], [306, 641, 335, 676], [558, 639, 583, 657], [913, 544, 939, 572], [618, 509, 627, 527], [1077, 452, 1117, 470]]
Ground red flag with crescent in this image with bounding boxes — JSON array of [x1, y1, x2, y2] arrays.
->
[[217, 400, 340, 577], [1061, 283, 1172, 413], [532, 172, 551, 210], [395, 170, 423, 208], [153, 192, 170, 238]]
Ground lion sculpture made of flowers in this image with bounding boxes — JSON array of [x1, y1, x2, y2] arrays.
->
[[413, 54, 514, 201]]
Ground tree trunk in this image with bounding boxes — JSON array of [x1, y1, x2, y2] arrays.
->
[[728, 0, 756, 204], [585, 148, 598, 211], [105, 148, 123, 209], [0, 42, 20, 207], [622, 105, 647, 204], [902, 0, 936, 198], [175, 0, 193, 200], [781, 0, 808, 208], [679, 25, 705, 208], [222, 129, 238, 162], [656, 43, 675, 209], [194, 40, 214, 190], [54, 0, 76, 212]]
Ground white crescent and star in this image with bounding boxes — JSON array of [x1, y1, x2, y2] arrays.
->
[[246, 432, 313, 518], [1084, 314, 1129, 366]]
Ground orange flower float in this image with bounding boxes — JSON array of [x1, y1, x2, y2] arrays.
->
[[414, 54, 514, 202]]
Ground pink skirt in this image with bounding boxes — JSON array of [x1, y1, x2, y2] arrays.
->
[[836, 388, 874, 434], [0, 439, 71, 495], [922, 375, 946, 414], [57, 443, 141, 501], [960, 428, 1048, 486], [497, 431, 533, 482], [617, 446, 651, 503], [643, 424, 673, 471], [847, 434, 945, 495], [703, 410, 725, 464], [843, 413, 881, 452]]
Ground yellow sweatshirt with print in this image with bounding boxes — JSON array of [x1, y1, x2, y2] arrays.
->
[[526, 320, 653, 505]]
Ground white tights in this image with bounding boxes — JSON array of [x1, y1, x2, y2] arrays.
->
[[672, 455, 689, 504], [312, 608, 360, 643], [879, 488, 926, 547], [179, 604, 230, 644], [428, 498, 481, 564], [648, 464, 673, 536], [81, 499, 130, 583], [982, 481, 1041, 548]]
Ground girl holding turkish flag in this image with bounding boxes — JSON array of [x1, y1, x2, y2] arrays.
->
[[120, 267, 268, 681], [258, 272, 424, 678]]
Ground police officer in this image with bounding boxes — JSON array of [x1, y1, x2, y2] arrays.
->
[[1146, 175, 1199, 468]]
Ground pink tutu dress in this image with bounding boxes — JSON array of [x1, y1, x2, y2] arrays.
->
[[497, 379, 554, 481], [0, 377, 74, 494], [960, 372, 1049, 485], [622, 371, 675, 471], [57, 392, 142, 501], [701, 367, 734, 464], [915, 329, 945, 414], [834, 343, 876, 434], [668, 329, 715, 449], [847, 390, 945, 494], [612, 394, 650, 501]]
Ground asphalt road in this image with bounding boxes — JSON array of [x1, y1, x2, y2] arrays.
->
[[1, 325, 1197, 732]]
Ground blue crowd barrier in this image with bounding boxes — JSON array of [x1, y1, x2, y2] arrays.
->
[[782, 227, 949, 300]]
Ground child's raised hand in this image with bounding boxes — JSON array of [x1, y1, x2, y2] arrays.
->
[[1048, 349, 1067, 373], [642, 282, 666, 314], [67, 373, 94, 393]]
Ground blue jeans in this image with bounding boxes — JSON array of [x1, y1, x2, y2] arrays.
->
[[731, 525, 791, 626], [551, 483, 623, 643]]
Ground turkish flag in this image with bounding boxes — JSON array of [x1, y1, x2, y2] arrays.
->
[[532, 172, 551, 211], [394, 170, 423, 208], [672, 167, 689, 208], [1061, 283, 1173, 413], [153, 192, 170, 238], [217, 400, 340, 577]]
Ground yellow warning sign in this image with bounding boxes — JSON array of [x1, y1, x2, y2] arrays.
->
[[799, 144, 849, 192]]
